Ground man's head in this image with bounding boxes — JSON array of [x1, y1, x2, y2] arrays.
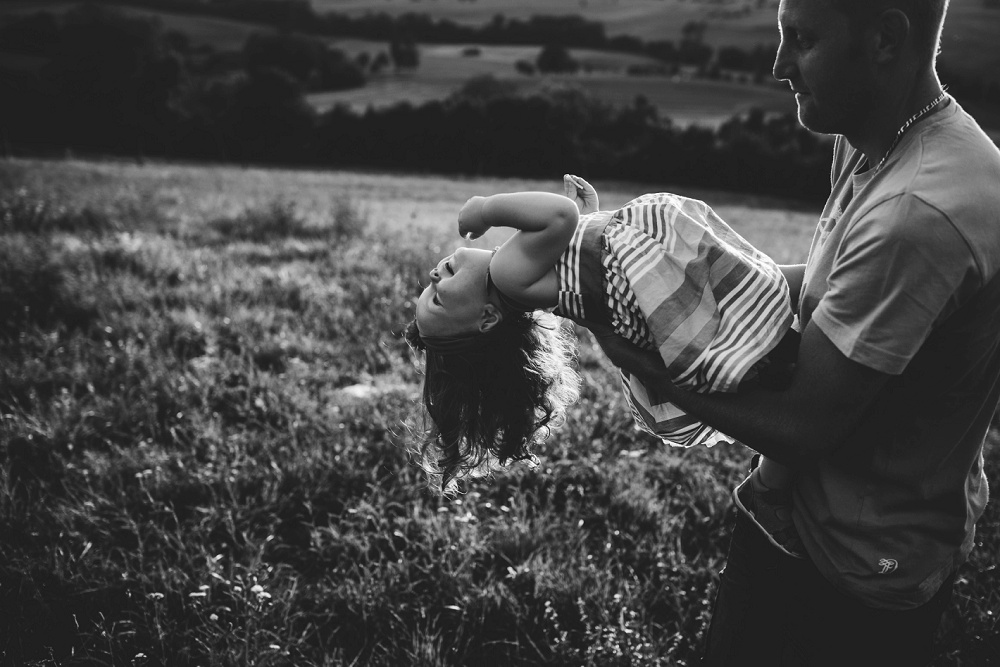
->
[[830, 0, 950, 67], [773, 0, 949, 138]]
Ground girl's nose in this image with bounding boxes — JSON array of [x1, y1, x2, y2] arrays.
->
[[429, 267, 440, 282]]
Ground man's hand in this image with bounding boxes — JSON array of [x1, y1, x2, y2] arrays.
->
[[563, 174, 599, 215]]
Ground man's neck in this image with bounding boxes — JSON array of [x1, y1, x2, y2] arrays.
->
[[849, 71, 944, 170]]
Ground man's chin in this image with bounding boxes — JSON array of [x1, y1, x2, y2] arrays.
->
[[796, 99, 836, 135]]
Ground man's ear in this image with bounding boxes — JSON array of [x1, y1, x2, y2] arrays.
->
[[479, 304, 503, 333], [873, 8, 910, 64]]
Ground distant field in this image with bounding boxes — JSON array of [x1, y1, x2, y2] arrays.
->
[[317, 0, 783, 46], [317, 0, 1000, 84], [0, 0, 995, 131], [0, 1, 277, 52], [5, 0, 999, 82], [124, 7, 273, 51], [0, 2, 797, 128], [308, 41, 796, 126]]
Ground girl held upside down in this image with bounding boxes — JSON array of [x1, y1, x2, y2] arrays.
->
[[405, 175, 804, 557]]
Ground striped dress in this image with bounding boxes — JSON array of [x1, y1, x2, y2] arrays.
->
[[553, 193, 793, 448]]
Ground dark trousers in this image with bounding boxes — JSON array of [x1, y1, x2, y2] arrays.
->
[[702, 511, 955, 667]]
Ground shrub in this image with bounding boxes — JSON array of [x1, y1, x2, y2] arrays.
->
[[209, 199, 313, 242], [536, 44, 579, 74], [0, 189, 119, 235], [0, 236, 98, 337], [515, 59, 537, 76], [390, 38, 420, 69], [329, 196, 368, 240], [208, 197, 366, 242]]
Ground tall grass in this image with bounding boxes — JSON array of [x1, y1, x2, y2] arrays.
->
[[0, 158, 996, 666]]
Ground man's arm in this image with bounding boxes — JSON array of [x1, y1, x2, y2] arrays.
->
[[591, 320, 889, 467]]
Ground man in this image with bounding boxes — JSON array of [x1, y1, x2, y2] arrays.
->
[[595, 0, 1000, 664]]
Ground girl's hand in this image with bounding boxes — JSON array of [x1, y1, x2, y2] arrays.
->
[[458, 196, 491, 240], [563, 174, 599, 215]]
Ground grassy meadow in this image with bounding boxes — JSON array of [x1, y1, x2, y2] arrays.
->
[[0, 157, 997, 666]]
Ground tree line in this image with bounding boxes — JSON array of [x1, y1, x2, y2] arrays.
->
[[0, 5, 835, 203]]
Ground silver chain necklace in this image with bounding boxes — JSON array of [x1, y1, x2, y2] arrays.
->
[[874, 90, 948, 173]]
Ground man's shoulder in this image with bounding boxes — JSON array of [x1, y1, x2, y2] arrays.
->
[[910, 104, 1000, 202], [918, 106, 1000, 271], [863, 105, 1000, 277]]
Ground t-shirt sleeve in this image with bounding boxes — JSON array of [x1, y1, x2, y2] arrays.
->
[[810, 193, 978, 375]]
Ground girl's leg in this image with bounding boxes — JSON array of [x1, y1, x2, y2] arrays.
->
[[756, 456, 793, 490], [733, 455, 803, 558]]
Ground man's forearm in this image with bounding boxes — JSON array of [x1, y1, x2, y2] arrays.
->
[[635, 374, 811, 466], [595, 321, 890, 467], [779, 264, 805, 312]]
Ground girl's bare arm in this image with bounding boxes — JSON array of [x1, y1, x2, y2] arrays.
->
[[458, 191, 578, 293]]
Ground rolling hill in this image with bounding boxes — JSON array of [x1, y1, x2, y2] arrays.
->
[[316, 0, 1000, 84], [0, 0, 996, 134]]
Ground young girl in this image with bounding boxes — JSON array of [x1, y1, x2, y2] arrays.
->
[[405, 175, 802, 556]]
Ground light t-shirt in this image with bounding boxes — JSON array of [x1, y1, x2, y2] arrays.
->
[[794, 99, 1000, 609]]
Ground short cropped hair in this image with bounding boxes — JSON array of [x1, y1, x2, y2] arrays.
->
[[832, 0, 950, 65]]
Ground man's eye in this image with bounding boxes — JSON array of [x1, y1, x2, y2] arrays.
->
[[783, 28, 813, 50]]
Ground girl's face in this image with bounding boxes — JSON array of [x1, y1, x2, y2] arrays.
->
[[415, 247, 495, 336]]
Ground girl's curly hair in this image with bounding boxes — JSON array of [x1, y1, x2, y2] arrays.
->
[[404, 311, 580, 494]]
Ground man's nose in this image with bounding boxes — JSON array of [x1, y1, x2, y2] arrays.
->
[[773, 41, 793, 82]]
